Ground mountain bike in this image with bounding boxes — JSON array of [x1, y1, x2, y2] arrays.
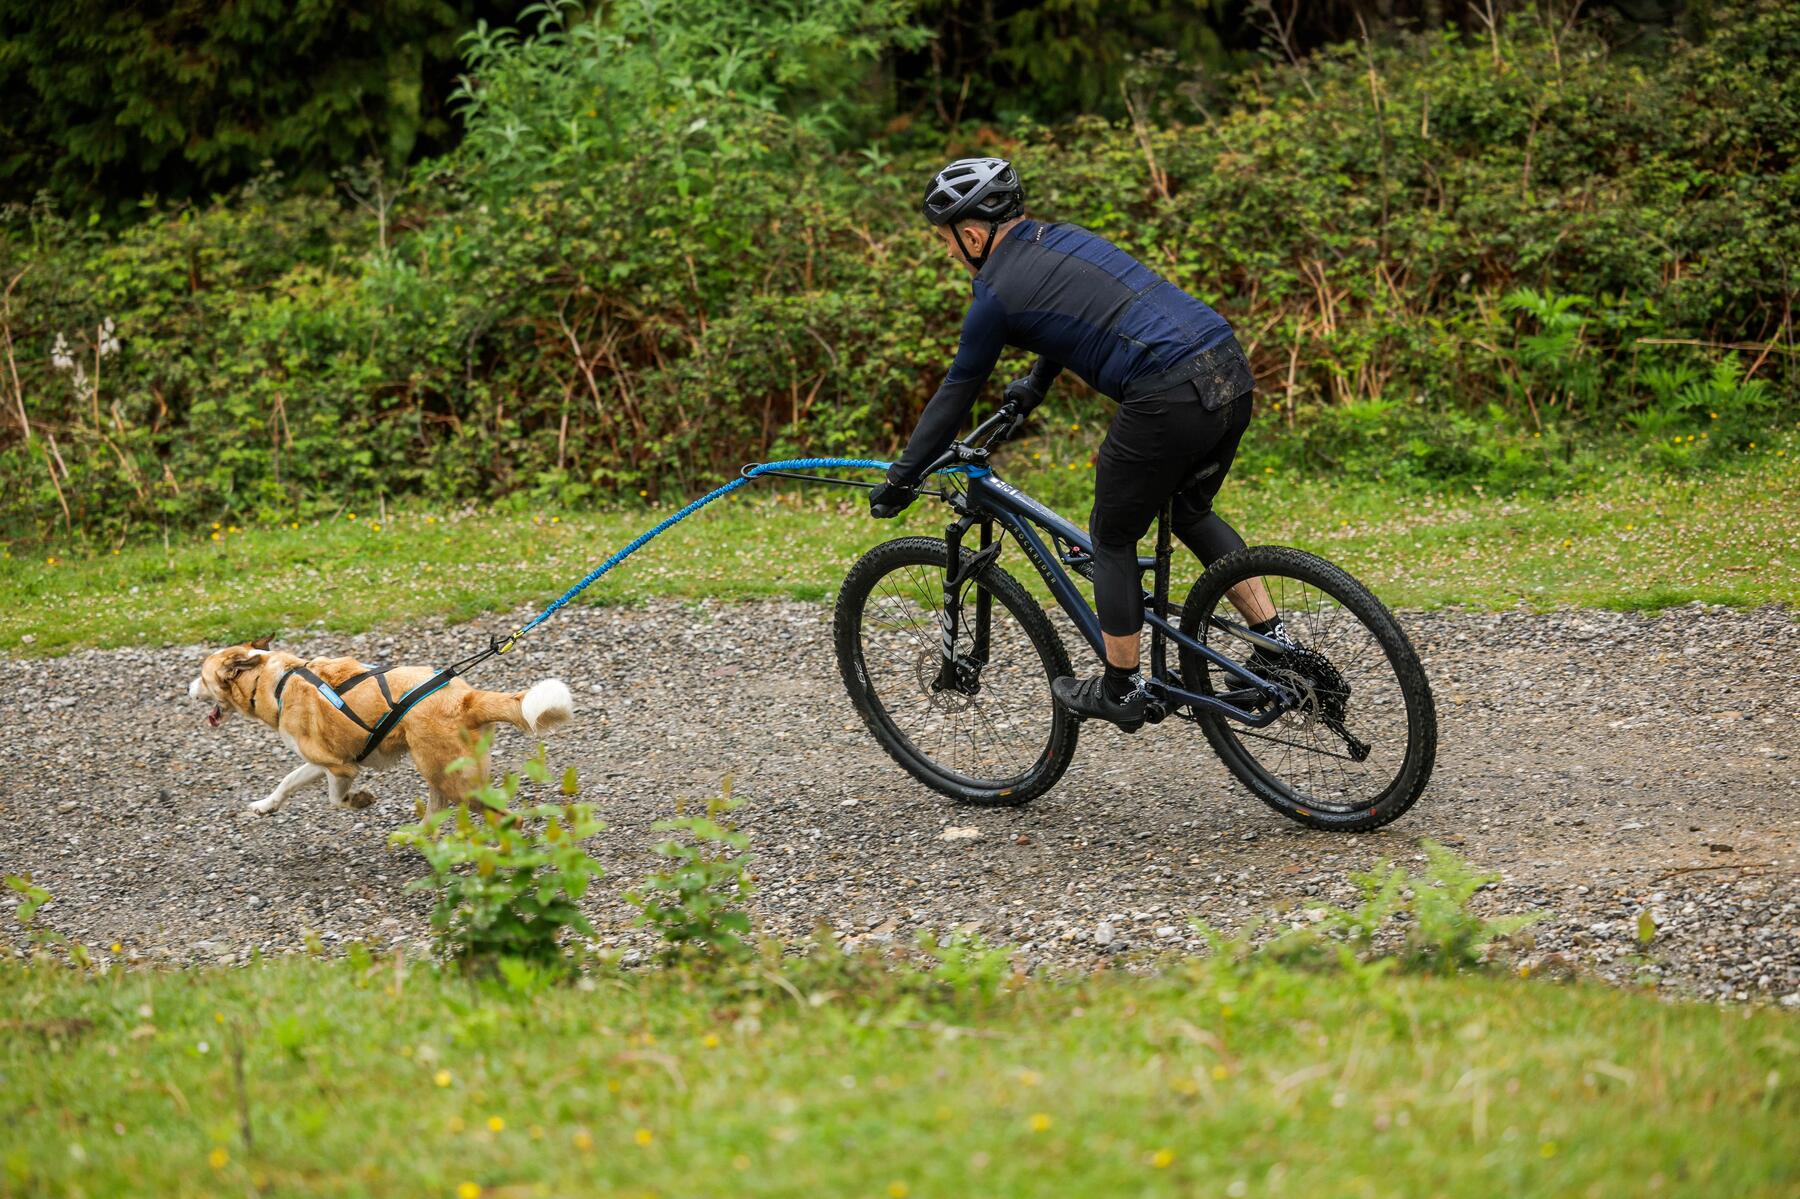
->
[[825, 403, 1437, 831]]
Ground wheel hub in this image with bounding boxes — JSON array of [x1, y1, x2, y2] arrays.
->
[[916, 649, 982, 710]]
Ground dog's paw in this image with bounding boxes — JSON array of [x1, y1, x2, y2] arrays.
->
[[247, 795, 284, 815], [344, 790, 377, 810]]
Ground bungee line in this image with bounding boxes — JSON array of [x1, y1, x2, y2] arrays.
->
[[291, 459, 917, 762], [492, 457, 918, 657]]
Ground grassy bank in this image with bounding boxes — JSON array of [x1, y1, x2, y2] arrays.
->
[[3, 446, 1796, 655], [2, 950, 1794, 1198]]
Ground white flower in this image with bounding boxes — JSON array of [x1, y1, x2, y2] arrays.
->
[[50, 332, 73, 371]]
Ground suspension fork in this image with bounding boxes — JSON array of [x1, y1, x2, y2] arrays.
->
[[936, 514, 997, 688], [973, 515, 994, 664]]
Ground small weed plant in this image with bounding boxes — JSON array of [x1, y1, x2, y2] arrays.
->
[[1198, 840, 1541, 976], [1632, 355, 1775, 471], [916, 930, 1019, 1006], [388, 740, 605, 974], [627, 785, 755, 962], [4, 874, 91, 966]]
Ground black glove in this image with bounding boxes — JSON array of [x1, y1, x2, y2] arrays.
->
[[868, 477, 918, 519], [1002, 374, 1046, 415]]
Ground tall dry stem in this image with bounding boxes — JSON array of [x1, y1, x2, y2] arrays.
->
[[1, 267, 72, 533], [1248, 0, 1315, 99]]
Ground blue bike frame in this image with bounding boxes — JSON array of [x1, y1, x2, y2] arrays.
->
[[943, 466, 1293, 729]]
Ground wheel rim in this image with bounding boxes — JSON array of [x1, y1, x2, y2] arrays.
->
[[1191, 574, 1417, 815], [857, 561, 1059, 791]]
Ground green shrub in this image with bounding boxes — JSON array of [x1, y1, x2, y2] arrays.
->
[[1632, 355, 1777, 471], [626, 788, 756, 963], [0, 1, 519, 215], [1, 2, 1794, 539], [388, 742, 605, 974]]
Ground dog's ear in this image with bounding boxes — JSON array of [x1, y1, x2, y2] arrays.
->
[[219, 648, 262, 681], [249, 634, 274, 651]]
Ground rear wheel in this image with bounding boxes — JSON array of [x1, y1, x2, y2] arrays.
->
[[835, 536, 1078, 806], [1178, 545, 1436, 831]]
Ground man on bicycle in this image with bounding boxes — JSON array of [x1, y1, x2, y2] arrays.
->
[[869, 156, 1284, 730]]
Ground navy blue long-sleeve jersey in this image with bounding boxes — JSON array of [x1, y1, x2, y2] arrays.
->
[[888, 219, 1237, 485]]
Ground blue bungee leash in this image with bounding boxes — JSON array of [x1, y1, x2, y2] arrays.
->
[[490, 457, 907, 656], [289, 458, 918, 759]]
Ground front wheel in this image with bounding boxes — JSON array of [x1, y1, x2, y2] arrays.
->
[[1178, 545, 1437, 831], [835, 536, 1079, 806]]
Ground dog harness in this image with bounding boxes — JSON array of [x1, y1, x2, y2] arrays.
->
[[274, 663, 457, 763]]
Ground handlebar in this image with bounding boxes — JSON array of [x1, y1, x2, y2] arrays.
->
[[920, 403, 1023, 478]]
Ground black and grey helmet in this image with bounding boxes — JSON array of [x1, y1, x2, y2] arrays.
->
[[922, 157, 1025, 227], [923, 157, 1024, 268]]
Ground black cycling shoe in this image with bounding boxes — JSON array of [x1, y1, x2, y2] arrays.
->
[[1052, 674, 1146, 732]]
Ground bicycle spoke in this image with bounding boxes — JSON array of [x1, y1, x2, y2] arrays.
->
[[855, 554, 1057, 789], [1191, 567, 1416, 814]]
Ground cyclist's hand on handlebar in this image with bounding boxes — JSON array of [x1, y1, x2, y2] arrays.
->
[[995, 402, 1030, 443], [868, 476, 918, 519], [1002, 374, 1045, 416]]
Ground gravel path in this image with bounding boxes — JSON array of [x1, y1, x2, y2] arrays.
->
[[3, 601, 1796, 1004]]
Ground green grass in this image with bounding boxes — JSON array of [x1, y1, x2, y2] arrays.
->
[[3, 443, 1795, 655], [2, 950, 1794, 1198]]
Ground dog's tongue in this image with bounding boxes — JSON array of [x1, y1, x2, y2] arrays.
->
[[207, 704, 223, 728]]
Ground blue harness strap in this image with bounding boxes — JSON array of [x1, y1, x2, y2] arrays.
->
[[275, 663, 457, 762]]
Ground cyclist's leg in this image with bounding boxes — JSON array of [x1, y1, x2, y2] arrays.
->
[[1063, 389, 1241, 724], [1168, 391, 1276, 625], [1091, 389, 1237, 658]]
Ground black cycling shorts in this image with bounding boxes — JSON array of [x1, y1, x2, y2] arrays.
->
[[1090, 385, 1252, 550]]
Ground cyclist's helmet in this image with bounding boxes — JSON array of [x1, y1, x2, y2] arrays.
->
[[923, 157, 1024, 267]]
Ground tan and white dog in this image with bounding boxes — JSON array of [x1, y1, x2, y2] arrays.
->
[[190, 637, 573, 815]]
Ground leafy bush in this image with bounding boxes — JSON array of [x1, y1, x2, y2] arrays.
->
[[1, 1, 1794, 539], [0, 0, 520, 215], [1632, 355, 1777, 472], [626, 788, 756, 962], [388, 742, 605, 973]]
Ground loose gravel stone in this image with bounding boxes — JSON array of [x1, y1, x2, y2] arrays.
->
[[1, 600, 1795, 1001]]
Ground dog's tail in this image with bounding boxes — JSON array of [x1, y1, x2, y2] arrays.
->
[[465, 679, 575, 735]]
